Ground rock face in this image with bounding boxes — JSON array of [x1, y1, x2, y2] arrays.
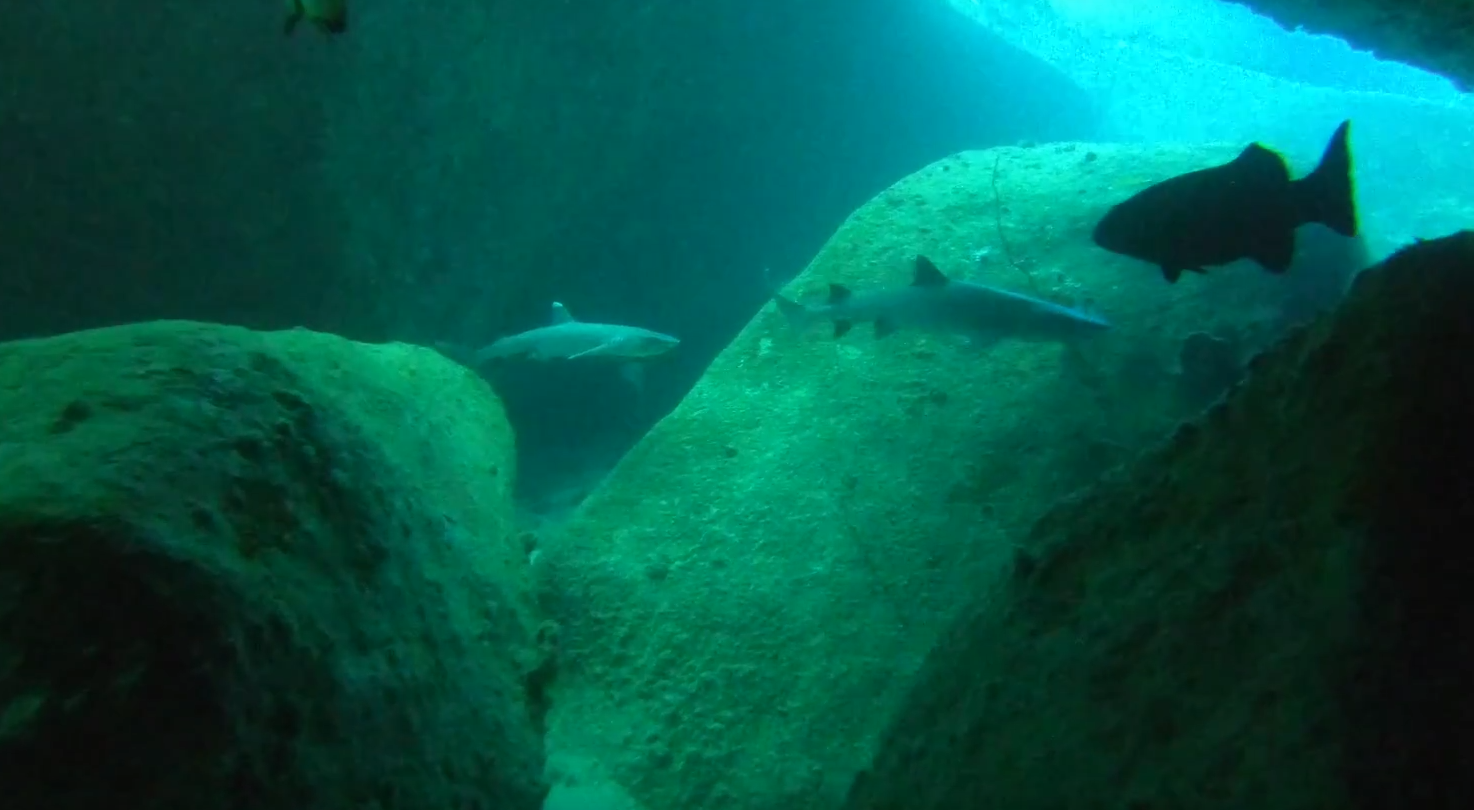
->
[[842, 232, 1474, 809], [536, 143, 1366, 809], [1232, 0, 1474, 91], [0, 322, 549, 810]]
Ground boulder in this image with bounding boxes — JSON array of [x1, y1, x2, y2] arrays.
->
[[537, 142, 1367, 809], [843, 232, 1474, 808], [0, 321, 550, 810]]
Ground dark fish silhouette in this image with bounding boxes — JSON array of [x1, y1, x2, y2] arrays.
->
[[1092, 120, 1357, 283], [284, 0, 348, 35]]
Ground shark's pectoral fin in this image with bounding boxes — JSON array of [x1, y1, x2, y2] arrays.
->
[[874, 318, 898, 339], [567, 341, 618, 360], [833, 320, 853, 339]]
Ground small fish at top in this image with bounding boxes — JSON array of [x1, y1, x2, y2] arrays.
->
[[284, 0, 348, 35], [772, 255, 1109, 347], [1091, 120, 1358, 283]]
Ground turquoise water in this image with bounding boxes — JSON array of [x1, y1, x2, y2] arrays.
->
[[1, 3, 1470, 809]]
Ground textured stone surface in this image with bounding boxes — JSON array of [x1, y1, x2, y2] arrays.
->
[[0, 322, 549, 810], [1232, 0, 1474, 90], [843, 232, 1474, 809], [535, 142, 1366, 809]]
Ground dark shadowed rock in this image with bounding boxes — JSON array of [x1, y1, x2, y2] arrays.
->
[[1230, 0, 1474, 90], [0, 322, 550, 810], [842, 232, 1474, 809]]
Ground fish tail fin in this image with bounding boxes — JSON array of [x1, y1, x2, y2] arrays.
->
[[1294, 119, 1357, 238], [772, 294, 811, 331], [283, 0, 303, 35]]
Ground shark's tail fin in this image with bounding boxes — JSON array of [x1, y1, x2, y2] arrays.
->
[[772, 294, 812, 331], [431, 341, 477, 367]]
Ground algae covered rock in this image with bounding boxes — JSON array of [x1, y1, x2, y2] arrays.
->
[[0, 321, 549, 810], [537, 142, 1366, 809], [843, 232, 1474, 808]]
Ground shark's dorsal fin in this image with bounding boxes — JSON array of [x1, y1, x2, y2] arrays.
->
[[550, 302, 576, 324], [827, 284, 852, 304], [912, 256, 950, 287]]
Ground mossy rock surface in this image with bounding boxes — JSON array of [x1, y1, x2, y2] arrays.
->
[[0, 320, 549, 810], [844, 232, 1474, 808], [537, 143, 1366, 809]]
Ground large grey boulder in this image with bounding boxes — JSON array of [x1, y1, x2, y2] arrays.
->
[[0, 321, 550, 810]]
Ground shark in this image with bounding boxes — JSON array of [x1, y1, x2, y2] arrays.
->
[[455, 302, 679, 389], [772, 255, 1110, 347]]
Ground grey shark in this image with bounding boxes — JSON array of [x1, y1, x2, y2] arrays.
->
[[773, 255, 1110, 345], [449, 302, 678, 391], [471, 302, 679, 364]]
